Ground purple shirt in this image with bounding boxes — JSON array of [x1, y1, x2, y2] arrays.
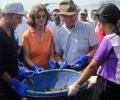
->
[[94, 33, 120, 84]]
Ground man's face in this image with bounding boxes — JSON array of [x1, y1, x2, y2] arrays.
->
[[8, 14, 23, 30], [51, 11, 60, 24], [80, 13, 88, 21], [62, 14, 78, 28]]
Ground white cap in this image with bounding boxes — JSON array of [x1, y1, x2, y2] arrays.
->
[[2, 1, 26, 15], [80, 9, 88, 15]]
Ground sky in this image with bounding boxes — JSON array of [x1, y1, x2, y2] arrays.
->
[[0, 0, 119, 12], [0, 0, 103, 11]]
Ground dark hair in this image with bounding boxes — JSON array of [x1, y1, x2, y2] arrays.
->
[[97, 3, 120, 36], [27, 3, 49, 28], [52, 9, 60, 14], [91, 9, 97, 16]]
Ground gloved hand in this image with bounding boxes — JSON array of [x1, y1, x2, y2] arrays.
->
[[32, 64, 44, 73], [68, 83, 81, 96], [9, 78, 28, 97], [18, 62, 34, 79], [60, 60, 68, 69], [49, 60, 57, 69], [87, 76, 97, 89], [73, 55, 89, 70]]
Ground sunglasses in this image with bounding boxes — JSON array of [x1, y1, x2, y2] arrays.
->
[[35, 15, 46, 19], [80, 13, 87, 16]]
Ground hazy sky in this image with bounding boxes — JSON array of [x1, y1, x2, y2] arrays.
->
[[0, 0, 119, 12], [0, 0, 102, 11]]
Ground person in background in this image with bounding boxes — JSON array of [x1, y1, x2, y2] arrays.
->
[[91, 9, 106, 46], [0, 1, 28, 99], [49, 9, 63, 34], [54, 0, 98, 70], [22, 3, 54, 71], [95, 23, 106, 45], [79, 9, 89, 22], [90, 9, 98, 28], [14, 15, 30, 63], [68, 3, 120, 100], [46, 17, 54, 33], [14, 15, 29, 46]]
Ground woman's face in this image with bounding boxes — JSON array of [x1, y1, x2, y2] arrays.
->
[[35, 10, 47, 27]]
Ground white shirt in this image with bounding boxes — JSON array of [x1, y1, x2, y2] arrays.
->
[[54, 20, 98, 65], [15, 17, 29, 46]]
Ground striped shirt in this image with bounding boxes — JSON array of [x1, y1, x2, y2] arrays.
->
[[54, 20, 98, 65], [94, 33, 120, 84]]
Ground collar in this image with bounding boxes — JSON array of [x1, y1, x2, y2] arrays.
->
[[63, 20, 78, 30]]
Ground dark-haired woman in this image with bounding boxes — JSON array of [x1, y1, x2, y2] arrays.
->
[[22, 4, 54, 71], [68, 3, 120, 100]]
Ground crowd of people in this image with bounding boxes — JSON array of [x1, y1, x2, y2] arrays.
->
[[0, 0, 120, 100]]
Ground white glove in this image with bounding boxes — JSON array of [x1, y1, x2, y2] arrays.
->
[[68, 83, 81, 96], [87, 76, 97, 88]]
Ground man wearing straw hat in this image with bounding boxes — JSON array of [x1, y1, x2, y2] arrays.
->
[[54, 0, 98, 70]]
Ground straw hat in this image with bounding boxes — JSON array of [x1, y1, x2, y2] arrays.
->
[[59, 0, 80, 16]]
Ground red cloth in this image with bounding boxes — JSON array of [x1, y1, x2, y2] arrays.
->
[[96, 23, 106, 45]]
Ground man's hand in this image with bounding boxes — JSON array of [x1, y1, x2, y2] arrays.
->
[[60, 60, 68, 69], [73, 55, 88, 70], [9, 78, 28, 97], [49, 60, 57, 69], [32, 64, 44, 73], [18, 66, 34, 79]]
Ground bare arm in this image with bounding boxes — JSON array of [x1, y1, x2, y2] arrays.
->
[[1, 72, 13, 83], [55, 54, 63, 65], [23, 44, 34, 69], [87, 44, 98, 59]]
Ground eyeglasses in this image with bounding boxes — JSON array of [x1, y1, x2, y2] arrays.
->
[[35, 15, 46, 19]]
